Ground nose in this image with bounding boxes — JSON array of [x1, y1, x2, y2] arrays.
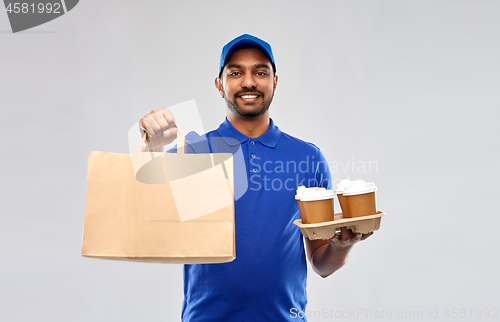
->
[[241, 72, 257, 89]]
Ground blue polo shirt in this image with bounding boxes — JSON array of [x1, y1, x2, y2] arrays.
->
[[180, 118, 332, 321]]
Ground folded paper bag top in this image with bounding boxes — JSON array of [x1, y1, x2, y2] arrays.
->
[[132, 128, 234, 223]]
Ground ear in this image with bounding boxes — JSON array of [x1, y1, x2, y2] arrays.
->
[[273, 74, 278, 90], [215, 77, 224, 98]]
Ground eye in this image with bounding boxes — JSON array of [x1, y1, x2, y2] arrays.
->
[[256, 71, 268, 76], [229, 71, 241, 76]]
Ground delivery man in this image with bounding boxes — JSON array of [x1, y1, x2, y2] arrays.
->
[[139, 34, 372, 321]]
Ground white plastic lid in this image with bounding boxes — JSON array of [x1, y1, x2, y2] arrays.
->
[[335, 179, 365, 193], [295, 186, 307, 200], [342, 182, 377, 196], [295, 186, 325, 199], [300, 188, 335, 201]]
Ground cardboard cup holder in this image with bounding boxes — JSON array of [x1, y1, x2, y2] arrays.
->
[[294, 211, 386, 240]]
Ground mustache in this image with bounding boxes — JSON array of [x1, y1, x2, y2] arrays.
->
[[233, 88, 265, 98]]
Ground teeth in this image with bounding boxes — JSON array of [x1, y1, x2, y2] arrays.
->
[[240, 95, 258, 99]]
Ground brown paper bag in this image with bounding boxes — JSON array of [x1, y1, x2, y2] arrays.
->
[[82, 129, 235, 264]]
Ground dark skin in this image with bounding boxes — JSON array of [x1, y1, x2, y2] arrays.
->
[[140, 47, 373, 277], [214, 47, 277, 138], [306, 229, 373, 278]]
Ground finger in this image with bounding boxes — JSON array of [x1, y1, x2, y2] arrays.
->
[[152, 111, 170, 136], [354, 232, 362, 241], [341, 227, 349, 242], [161, 108, 176, 127], [165, 126, 177, 139], [361, 232, 374, 241], [142, 120, 158, 138], [329, 235, 339, 243], [142, 109, 159, 130], [139, 121, 146, 136], [145, 116, 162, 137], [330, 230, 340, 242], [141, 109, 157, 126]]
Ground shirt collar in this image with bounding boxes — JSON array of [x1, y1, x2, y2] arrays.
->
[[216, 117, 282, 148]]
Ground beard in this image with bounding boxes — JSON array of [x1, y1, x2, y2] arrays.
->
[[222, 87, 274, 119]]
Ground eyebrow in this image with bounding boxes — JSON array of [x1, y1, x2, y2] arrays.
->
[[254, 64, 270, 70], [226, 64, 270, 70]]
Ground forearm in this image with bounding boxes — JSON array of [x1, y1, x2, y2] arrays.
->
[[310, 243, 352, 278]]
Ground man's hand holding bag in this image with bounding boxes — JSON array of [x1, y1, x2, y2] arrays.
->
[[82, 110, 235, 263]]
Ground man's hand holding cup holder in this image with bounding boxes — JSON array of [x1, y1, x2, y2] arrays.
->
[[295, 180, 381, 242]]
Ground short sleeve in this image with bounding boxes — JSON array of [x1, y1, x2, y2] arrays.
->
[[314, 149, 332, 189]]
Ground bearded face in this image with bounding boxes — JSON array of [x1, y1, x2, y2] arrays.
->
[[217, 47, 277, 119]]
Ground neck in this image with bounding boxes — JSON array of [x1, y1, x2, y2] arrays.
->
[[226, 109, 270, 138]]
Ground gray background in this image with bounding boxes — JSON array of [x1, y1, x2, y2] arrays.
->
[[1, 1, 499, 321]]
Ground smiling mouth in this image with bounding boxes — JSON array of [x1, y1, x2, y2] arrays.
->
[[237, 93, 262, 102]]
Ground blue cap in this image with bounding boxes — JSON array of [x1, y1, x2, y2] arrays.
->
[[219, 34, 276, 77]]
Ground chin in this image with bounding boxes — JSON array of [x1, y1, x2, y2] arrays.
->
[[226, 97, 271, 119], [237, 108, 269, 119]]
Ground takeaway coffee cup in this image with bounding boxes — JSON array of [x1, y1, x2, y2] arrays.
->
[[298, 187, 335, 224], [342, 182, 377, 218], [295, 187, 326, 224], [335, 179, 365, 218]]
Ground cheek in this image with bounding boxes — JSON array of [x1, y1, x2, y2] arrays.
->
[[223, 82, 237, 95], [264, 81, 275, 93]]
